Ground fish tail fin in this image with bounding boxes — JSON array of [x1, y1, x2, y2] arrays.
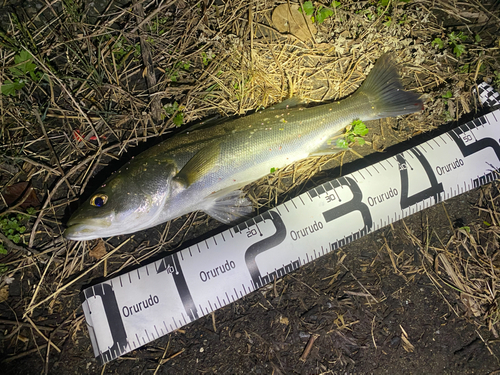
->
[[203, 190, 253, 224], [356, 54, 423, 119]]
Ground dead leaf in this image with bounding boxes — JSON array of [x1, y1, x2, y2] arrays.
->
[[272, 4, 317, 42], [3, 182, 41, 209], [0, 285, 9, 303], [89, 240, 107, 260]]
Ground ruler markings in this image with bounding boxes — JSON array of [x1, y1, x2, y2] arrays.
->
[[298, 195, 305, 206]]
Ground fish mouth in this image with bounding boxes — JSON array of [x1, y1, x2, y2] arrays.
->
[[64, 212, 116, 241], [64, 223, 105, 241]]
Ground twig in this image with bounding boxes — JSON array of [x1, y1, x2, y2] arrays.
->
[[133, 0, 162, 121], [299, 333, 319, 362], [2, 344, 48, 363], [0, 318, 67, 333], [25, 316, 61, 353]]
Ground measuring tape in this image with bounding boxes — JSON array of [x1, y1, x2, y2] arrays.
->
[[81, 83, 500, 364]]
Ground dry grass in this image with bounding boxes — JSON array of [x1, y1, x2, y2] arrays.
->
[[0, 0, 500, 371]]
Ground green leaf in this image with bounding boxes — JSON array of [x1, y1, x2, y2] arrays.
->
[[379, 0, 390, 6], [173, 112, 184, 127], [301, 1, 315, 16], [442, 91, 452, 99], [431, 38, 444, 49], [357, 137, 366, 146], [453, 43, 466, 58], [332, 1, 341, 8], [0, 245, 7, 255], [449, 31, 467, 44], [475, 34, 481, 43], [11, 51, 37, 76], [316, 7, 333, 24], [336, 138, 349, 149], [459, 64, 470, 73], [1, 80, 25, 96], [351, 120, 369, 136], [164, 102, 179, 115]]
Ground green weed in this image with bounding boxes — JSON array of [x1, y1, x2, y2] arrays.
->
[[299, 1, 338, 24], [494, 71, 500, 87], [163, 101, 184, 126], [441, 91, 454, 122], [166, 61, 191, 82], [201, 51, 214, 66], [0, 207, 35, 254], [1, 50, 43, 96], [336, 120, 369, 148], [149, 16, 169, 35], [111, 36, 141, 68], [432, 31, 467, 58]]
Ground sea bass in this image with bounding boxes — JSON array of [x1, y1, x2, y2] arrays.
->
[[64, 54, 423, 240]]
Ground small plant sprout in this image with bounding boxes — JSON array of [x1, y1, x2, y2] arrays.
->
[[432, 32, 468, 58], [441, 91, 454, 122], [432, 37, 445, 49], [299, 1, 336, 24], [336, 120, 369, 149], [163, 101, 184, 127], [448, 31, 467, 58], [1, 50, 43, 96], [201, 50, 214, 66]]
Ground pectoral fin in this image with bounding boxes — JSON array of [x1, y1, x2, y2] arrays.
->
[[203, 190, 253, 224], [174, 141, 221, 187]]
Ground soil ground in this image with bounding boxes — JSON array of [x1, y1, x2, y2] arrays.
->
[[1, 0, 500, 374]]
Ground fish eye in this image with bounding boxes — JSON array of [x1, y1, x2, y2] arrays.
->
[[90, 194, 108, 207]]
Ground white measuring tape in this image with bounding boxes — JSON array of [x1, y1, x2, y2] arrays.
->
[[81, 83, 500, 364]]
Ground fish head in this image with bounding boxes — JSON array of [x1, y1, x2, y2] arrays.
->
[[64, 159, 177, 241]]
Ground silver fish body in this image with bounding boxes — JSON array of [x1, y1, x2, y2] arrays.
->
[[64, 54, 423, 240]]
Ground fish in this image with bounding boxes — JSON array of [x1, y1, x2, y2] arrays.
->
[[64, 54, 423, 241]]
